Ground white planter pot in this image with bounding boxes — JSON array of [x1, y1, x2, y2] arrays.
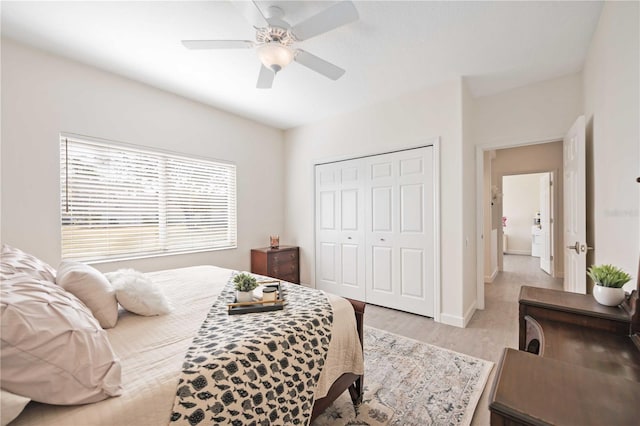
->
[[592, 285, 625, 306], [236, 291, 253, 303]]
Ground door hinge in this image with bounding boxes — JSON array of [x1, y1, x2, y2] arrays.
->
[[550, 255, 553, 261], [550, 180, 553, 186], [550, 218, 554, 224]]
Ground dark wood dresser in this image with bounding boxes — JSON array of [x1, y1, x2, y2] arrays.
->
[[251, 246, 300, 284], [489, 285, 640, 426]]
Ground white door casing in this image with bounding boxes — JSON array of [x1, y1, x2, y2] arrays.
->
[[563, 116, 587, 294], [539, 172, 552, 275]]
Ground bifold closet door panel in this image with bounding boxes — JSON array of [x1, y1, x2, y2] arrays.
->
[[365, 147, 434, 317], [315, 159, 366, 300], [315, 146, 434, 317]]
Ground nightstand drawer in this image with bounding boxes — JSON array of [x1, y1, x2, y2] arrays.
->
[[278, 272, 299, 284], [271, 262, 298, 276], [251, 246, 300, 284], [270, 250, 298, 266]]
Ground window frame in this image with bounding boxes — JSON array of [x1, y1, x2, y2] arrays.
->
[[60, 133, 237, 263]]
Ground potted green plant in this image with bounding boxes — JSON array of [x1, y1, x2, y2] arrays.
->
[[233, 272, 258, 303], [587, 264, 632, 306]]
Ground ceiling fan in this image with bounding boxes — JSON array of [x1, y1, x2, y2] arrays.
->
[[181, 1, 359, 89]]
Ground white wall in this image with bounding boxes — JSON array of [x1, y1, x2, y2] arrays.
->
[[502, 173, 543, 255], [473, 73, 583, 147], [1, 39, 285, 273], [283, 79, 466, 325], [583, 1, 639, 287], [461, 79, 477, 321]]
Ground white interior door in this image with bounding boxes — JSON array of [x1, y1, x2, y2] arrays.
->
[[365, 148, 434, 316], [539, 172, 552, 275], [563, 116, 587, 293], [315, 159, 366, 300]]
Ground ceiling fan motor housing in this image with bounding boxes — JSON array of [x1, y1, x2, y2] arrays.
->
[[256, 27, 295, 73], [256, 26, 295, 45]]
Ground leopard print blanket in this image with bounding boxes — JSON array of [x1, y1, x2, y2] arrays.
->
[[170, 273, 333, 425]]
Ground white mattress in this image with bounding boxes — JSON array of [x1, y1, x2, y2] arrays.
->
[[11, 266, 363, 426]]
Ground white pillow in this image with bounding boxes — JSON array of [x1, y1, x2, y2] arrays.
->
[[1, 389, 30, 426], [105, 269, 171, 316], [1, 244, 56, 282], [0, 275, 122, 405], [56, 261, 118, 329]]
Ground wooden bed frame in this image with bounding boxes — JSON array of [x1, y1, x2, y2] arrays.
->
[[310, 298, 365, 421]]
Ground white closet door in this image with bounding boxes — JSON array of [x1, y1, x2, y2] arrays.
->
[[365, 148, 434, 316], [315, 159, 366, 300]]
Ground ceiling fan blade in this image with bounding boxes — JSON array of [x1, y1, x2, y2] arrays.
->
[[291, 1, 359, 41], [181, 40, 254, 49], [256, 65, 275, 89], [294, 50, 345, 80], [230, 0, 269, 28]]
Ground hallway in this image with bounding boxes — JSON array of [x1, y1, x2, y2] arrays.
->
[[492, 254, 564, 294]]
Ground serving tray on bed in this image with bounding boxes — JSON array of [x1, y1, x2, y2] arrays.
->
[[227, 282, 284, 315]]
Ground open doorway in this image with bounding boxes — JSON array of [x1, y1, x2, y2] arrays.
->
[[481, 142, 564, 292], [502, 172, 554, 276], [475, 117, 587, 312]]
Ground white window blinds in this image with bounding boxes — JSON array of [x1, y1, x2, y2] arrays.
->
[[60, 136, 237, 262]]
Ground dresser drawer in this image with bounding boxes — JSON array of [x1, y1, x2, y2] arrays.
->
[[251, 246, 300, 284], [277, 272, 300, 284], [271, 262, 298, 277], [269, 250, 298, 266]]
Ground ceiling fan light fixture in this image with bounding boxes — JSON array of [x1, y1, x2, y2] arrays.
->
[[257, 43, 294, 73]]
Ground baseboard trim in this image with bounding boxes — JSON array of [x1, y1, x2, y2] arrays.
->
[[463, 301, 477, 327], [505, 250, 531, 256], [440, 313, 464, 328], [440, 302, 476, 328], [440, 301, 476, 328], [484, 267, 498, 283]]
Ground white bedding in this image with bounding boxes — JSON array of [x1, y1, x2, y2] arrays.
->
[[11, 266, 363, 426]]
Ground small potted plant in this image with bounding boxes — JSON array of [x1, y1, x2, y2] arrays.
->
[[587, 264, 632, 306], [233, 272, 258, 303]]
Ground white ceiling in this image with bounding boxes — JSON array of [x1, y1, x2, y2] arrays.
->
[[1, 1, 603, 129]]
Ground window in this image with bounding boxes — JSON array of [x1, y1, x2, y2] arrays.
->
[[60, 135, 236, 262]]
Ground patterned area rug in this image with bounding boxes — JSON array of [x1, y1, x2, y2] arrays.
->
[[313, 327, 493, 426]]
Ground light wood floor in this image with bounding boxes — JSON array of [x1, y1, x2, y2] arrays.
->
[[365, 254, 563, 425]]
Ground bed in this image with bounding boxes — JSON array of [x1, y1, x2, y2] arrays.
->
[[2, 263, 365, 425]]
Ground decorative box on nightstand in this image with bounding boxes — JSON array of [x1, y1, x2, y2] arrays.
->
[[251, 246, 300, 284]]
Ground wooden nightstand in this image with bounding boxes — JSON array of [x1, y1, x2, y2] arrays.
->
[[251, 246, 300, 284]]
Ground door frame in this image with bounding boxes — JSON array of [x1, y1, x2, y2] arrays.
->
[[539, 171, 555, 277], [475, 136, 563, 310], [313, 137, 442, 322]]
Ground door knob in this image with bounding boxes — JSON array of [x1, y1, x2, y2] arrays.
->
[[566, 242, 580, 254], [380, 238, 385, 242], [347, 236, 352, 240], [566, 242, 593, 254]]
